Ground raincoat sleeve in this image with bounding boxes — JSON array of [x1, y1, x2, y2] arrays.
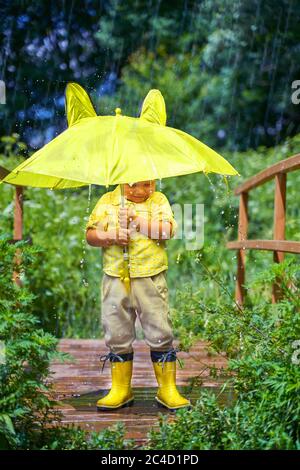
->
[[151, 193, 178, 238], [85, 193, 110, 232]]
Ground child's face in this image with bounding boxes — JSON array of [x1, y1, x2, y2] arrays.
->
[[124, 180, 156, 203]]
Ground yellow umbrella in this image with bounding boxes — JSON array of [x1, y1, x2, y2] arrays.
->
[[0, 82, 241, 292], [1, 83, 239, 188]]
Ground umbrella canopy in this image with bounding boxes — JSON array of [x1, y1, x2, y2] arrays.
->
[[0, 83, 240, 189]]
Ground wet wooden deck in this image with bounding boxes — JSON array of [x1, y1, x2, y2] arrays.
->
[[49, 339, 228, 446]]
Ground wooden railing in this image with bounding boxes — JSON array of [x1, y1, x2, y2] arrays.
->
[[227, 153, 300, 306], [1, 165, 26, 285]]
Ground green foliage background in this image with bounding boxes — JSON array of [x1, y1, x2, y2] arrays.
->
[[1, 0, 300, 151]]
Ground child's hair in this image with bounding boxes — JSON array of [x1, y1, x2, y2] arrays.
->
[[128, 180, 155, 187]]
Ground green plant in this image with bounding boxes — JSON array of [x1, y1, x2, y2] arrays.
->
[[38, 422, 135, 450], [145, 258, 300, 449], [0, 235, 63, 448], [0, 235, 133, 450]]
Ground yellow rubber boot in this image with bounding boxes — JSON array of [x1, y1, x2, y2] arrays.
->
[[152, 360, 191, 410], [97, 355, 134, 411]]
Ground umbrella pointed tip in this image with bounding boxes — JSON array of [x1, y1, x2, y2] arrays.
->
[[115, 107, 122, 116]]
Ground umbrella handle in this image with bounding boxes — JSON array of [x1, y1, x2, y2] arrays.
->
[[120, 182, 126, 209], [120, 183, 129, 255], [120, 184, 131, 293]]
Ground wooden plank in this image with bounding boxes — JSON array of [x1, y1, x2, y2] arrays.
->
[[272, 173, 286, 303], [227, 239, 300, 254], [12, 186, 24, 286], [236, 192, 248, 306], [234, 153, 300, 195], [49, 339, 229, 445], [13, 186, 23, 240]]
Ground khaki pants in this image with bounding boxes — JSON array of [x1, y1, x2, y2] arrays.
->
[[101, 270, 174, 355]]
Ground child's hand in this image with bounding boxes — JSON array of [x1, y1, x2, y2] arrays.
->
[[128, 206, 137, 221], [115, 227, 130, 246]]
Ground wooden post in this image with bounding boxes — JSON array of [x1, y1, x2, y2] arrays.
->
[[272, 173, 286, 303], [235, 191, 248, 306], [12, 186, 23, 286]]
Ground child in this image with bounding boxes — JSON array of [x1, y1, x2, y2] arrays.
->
[[86, 179, 190, 411]]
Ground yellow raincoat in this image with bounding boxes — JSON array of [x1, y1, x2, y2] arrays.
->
[[86, 184, 178, 278]]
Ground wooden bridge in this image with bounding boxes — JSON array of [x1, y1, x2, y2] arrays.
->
[[49, 339, 228, 446]]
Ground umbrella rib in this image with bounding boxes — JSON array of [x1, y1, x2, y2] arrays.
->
[[148, 152, 161, 181], [143, 130, 162, 181], [52, 177, 63, 189], [108, 116, 118, 187]]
